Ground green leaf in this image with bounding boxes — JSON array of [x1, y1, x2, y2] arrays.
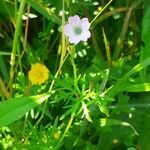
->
[[140, 3, 150, 81], [100, 118, 138, 135], [99, 69, 109, 93], [0, 0, 15, 20], [123, 83, 150, 92], [106, 58, 150, 97], [82, 101, 92, 122], [27, 0, 61, 25], [0, 93, 50, 127], [0, 51, 12, 56], [0, 56, 9, 82], [127, 147, 136, 150]]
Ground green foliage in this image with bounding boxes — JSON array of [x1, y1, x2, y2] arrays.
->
[[0, 93, 50, 127], [27, 0, 61, 25], [0, 0, 15, 20], [0, 0, 149, 149], [140, 0, 150, 81]]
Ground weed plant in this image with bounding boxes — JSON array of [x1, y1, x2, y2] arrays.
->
[[0, 0, 150, 150]]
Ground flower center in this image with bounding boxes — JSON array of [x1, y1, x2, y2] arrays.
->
[[74, 26, 82, 35], [36, 71, 43, 78]]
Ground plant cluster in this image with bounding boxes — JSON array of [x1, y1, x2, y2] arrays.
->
[[0, 0, 150, 150]]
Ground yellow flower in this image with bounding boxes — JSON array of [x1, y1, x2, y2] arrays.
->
[[28, 63, 49, 85]]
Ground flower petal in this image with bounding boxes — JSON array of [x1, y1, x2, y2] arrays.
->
[[64, 15, 91, 44], [69, 36, 81, 44], [81, 18, 90, 30], [64, 24, 73, 37], [68, 15, 80, 25], [80, 31, 91, 41]]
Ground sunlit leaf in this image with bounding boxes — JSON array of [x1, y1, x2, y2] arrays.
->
[[0, 93, 50, 127], [123, 83, 150, 92], [82, 101, 92, 122], [100, 118, 138, 135]]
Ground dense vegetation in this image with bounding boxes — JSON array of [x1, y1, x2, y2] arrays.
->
[[0, 0, 150, 149]]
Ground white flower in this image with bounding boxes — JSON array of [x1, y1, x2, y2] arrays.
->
[[64, 15, 91, 44]]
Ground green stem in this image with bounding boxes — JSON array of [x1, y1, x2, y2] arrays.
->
[[56, 112, 75, 149], [33, 53, 69, 127], [90, 0, 113, 25], [70, 51, 81, 94], [60, 0, 66, 68], [9, 0, 26, 97]]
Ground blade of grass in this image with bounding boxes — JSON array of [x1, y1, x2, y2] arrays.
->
[[59, 0, 66, 68], [123, 83, 150, 92], [113, 0, 142, 59], [106, 57, 150, 97], [9, 0, 27, 96], [102, 27, 111, 66], [0, 52, 12, 56], [0, 93, 50, 127], [0, 0, 15, 23], [90, 0, 113, 25], [93, 7, 128, 27], [100, 118, 138, 135], [140, 1, 150, 81], [27, 0, 61, 25], [91, 30, 105, 64], [56, 112, 75, 149]]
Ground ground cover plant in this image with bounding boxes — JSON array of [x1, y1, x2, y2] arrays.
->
[[0, 0, 150, 149]]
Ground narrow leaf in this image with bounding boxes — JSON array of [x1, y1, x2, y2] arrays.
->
[[27, 0, 61, 25], [123, 83, 150, 92], [140, 3, 150, 81], [106, 57, 150, 97], [0, 93, 50, 127], [100, 118, 138, 135]]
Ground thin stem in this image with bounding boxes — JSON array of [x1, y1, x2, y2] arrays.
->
[[15, 0, 18, 21], [90, 0, 113, 25], [14, 5, 30, 75], [24, 5, 30, 50], [93, 7, 128, 27], [71, 55, 80, 93], [56, 112, 75, 149], [60, 0, 66, 68], [9, 0, 27, 97], [33, 53, 69, 128], [69, 46, 81, 94]]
